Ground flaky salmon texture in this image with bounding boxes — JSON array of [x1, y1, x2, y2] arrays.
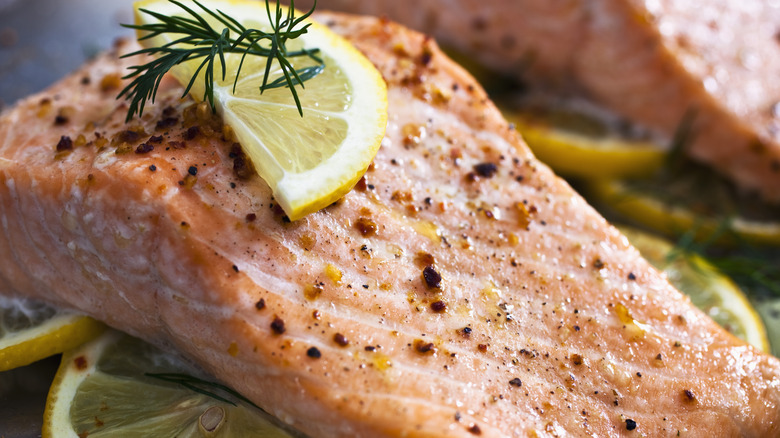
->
[[0, 12, 779, 437]]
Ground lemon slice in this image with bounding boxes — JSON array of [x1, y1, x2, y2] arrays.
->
[[43, 329, 297, 437], [588, 178, 780, 246], [620, 226, 769, 351], [0, 296, 104, 372], [134, 0, 387, 220], [500, 101, 666, 179]]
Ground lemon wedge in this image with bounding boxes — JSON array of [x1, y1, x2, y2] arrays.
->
[[499, 100, 666, 180], [43, 329, 296, 437], [620, 227, 769, 352], [0, 296, 104, 372], [588, 178, 780, 247], [134, 0, 388, 220]]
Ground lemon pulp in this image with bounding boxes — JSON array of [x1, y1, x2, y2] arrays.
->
[[134, 0, 388, 220]]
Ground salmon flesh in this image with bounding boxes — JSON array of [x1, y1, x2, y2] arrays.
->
[[301, 0, 780, 204], [0, 12, 779, 437]]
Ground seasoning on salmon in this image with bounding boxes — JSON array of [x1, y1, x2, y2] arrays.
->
[[0, 11, 778, 438]]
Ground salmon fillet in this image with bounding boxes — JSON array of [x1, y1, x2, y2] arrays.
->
[[1, 11, 779, 437], [299, 0, 780, 204]]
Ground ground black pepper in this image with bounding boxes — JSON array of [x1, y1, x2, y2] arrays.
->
[[422, 265, 442, 289], [509, 378, 522, 387], [56, 135, 73, 152], [473, 162, 498, 178], [255, 298, 266, 310], [306, 347, 321, 359], [333, 333, 349, 346], [430, 300, 447, 312], [271, 316, 286, 334], [625, 418, 637, 431]]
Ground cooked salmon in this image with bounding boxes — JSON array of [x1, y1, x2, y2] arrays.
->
[[299, 0, 780, 204], [1, 11, 779, 437]]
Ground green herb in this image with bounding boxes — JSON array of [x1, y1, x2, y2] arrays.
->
[[117, 0, 323, 122], [671, 224, 780, 297], [145, 372, 260, 408]]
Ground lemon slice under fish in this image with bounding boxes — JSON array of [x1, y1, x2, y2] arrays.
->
[[621, 226, 769, 352], [43, 329, 297, 437], [0, 296, 104, 372]]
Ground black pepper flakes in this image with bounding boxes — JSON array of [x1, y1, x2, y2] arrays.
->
[[188, 165, 198, 176], [306, 347, 322, 359], [55, 135, 73, 152], [467, 424, 482, 435], [682, 389, 697, 403], [270, 316, 286, 334], [135, 143, 154, 154], [246, 213, 257, 222], [54, 114, 69, 125], [473, 162, 498, 178], [461, 327, 472, 337], [414, 339, 435, 354], [185, 125, 200, 140], [333, 333, 349, 346], [625, 418, 637, 431], [156, 117, 178, 130], [509, 378, 522, 387], [422, 265, 442, 289], [255, 298, 266, 310], [627, 272, 637, 281], [149, 164, 157, 172], [430, 300, 447, 313]]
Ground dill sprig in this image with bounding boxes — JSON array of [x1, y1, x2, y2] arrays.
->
[[671, 223, 780, 297], [117, 0, 324, 122], [145, 372, 260, 408]]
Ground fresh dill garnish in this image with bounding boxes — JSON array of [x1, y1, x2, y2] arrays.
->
[[117, 0, 324, 122], [145, 372, 260, 408]]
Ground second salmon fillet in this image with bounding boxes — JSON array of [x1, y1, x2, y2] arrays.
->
[[303, 0, 780, 205], [0, 11, 779, 437]]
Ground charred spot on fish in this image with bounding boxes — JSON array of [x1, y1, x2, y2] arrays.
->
[[467, 424, 482, 435], [56, 135, 73, 152], [414, 339, 435, 354], [333, 333, 349, 347], [625, 418, 637, 431], [422, 265, 442, 289], [255, 298, 266, 310], [270, 316, 286, 334], [355, 217, 377, 237], [246, 213, 257, 222], [430, 300, 447, 313], [306, 347, 322, 359], [156, 117, 179, 130], [682, 389, 697, 403], [135, 143, 154, 154], [509, 378, 522, 387]]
